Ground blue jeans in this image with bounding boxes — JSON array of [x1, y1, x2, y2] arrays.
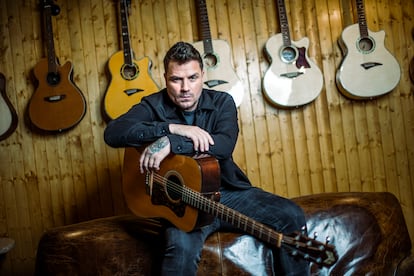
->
[[161, 186, 309, 275]]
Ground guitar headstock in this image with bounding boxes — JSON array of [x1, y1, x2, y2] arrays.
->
[[39, 0, 60, 15], [282, 231, 338, 268]]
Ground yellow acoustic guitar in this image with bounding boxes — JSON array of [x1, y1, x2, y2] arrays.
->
[[122, 148, 338, 268], [103, 0, 159, 120]]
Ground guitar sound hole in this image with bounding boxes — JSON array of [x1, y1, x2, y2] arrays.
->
[[121, 63, 139, 80], [46, 72, 61, 86], [203, 53, 218, 68], [280, 46, 298, 63], [358, 37, 375, 53], [166, 175, 183, 201]]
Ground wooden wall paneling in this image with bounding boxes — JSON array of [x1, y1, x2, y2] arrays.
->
[[301, 0, 327, 195], [312, 0, 339, 194], [176, 0, 195, 42], [85, 0, 116, 218], [238, 0, 275, 192], [384, 0, 414, 245], [100, 0, 127, 215], [6, 1, 45, 271], [149, 0, 169, 85], [65, 0, 92, 222], [289, 0, 315, 196]]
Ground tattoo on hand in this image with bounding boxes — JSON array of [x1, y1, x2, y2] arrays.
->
[[149, 137, 169, 154]]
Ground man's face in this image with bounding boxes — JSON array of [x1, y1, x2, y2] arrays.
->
[[164, 60, 204, 111]]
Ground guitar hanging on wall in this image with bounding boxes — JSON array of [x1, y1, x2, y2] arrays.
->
[[103, 0, 159, 120], [0, 73, 18, 140], [122, 148, 338, 268], [336, 0, 400, 99], [262, 0, 324, 108], [28, 0, 86, 132], [192, 0, 244, 107]]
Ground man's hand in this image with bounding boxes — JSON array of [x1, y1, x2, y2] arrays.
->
[[139, 136, 171, 173], [169, 124, 214, 152]]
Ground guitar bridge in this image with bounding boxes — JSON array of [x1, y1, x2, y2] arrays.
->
[[145, 171, 154, 196]]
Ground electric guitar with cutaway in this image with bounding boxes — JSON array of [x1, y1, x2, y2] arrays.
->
[[103, 0, 159, 120], [122, 148, 339, 268], [263, 0, 323, 108], [0, 73, 18, 140], [28, 0, 86, 132], [336, 0, 400, 99], [192, 0, 244, 107]]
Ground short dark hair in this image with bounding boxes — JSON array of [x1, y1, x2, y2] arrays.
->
[[163, 41, 203, 72]]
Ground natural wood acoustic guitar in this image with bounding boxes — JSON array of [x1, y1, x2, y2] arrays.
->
[[336, 0, 400, 99], [0, 73, 18, 140], [262, 0, 324, 108], [28, 0, 86, 132], [122, 147, 338, 268], [192, 0, 244, 107], [103, 0, 159, 120]]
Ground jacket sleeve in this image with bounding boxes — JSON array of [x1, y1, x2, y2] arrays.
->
[[103, 101, 171, 148]]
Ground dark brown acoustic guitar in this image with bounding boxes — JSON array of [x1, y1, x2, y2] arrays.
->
[[28, 0, 86, 132], [0, 73, 18, 140], [122, 148, 338, 268]]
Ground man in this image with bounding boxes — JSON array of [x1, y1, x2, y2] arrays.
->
[[104, 41, 309, 275]]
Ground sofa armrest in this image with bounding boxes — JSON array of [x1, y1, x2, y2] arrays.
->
[[397, 254, 414, 276]]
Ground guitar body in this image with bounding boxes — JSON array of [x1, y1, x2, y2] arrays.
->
[[122, 148, 220, 232], [263, 34, 324, 108], [0, 73, 18, 140], [122, 148, 339, 267], [192, 39, 244, 107], [29, 58, 86, 132], [104, 51, 159, 120], [336, 24, 401, 99]]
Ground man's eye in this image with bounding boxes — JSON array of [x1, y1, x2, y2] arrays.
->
[[189, 75, 198, 81]]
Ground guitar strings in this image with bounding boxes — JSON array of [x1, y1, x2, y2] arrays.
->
[[149, 172, 284, 245]]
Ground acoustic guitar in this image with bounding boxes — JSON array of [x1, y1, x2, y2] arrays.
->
[[336, 0, 400, 99], [122, 148, 338, 268], [192, 0, 244, 107], [103, 0, 159, 120], [0, 73, 18, 140], [262, 0, 324, 108], [28, 0, 86, 132]]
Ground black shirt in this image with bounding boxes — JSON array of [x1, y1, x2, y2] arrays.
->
[[104, 88, 252, 189]]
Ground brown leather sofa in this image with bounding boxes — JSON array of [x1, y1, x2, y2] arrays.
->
[[35, 192, 414, 275]]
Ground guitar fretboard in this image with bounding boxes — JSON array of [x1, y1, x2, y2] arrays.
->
[[181, 184, 283, 247], [43, 4, 58, 74], [120, 0, 134, 65], [195, 0, 214, 54], [356, 0, 369, 38], [276, 0, 292, 46]]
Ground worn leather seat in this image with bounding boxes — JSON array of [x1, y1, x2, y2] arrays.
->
[[35, 192, 414, 275]]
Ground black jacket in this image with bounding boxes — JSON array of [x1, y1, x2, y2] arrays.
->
[[104, 88, 252, 189]]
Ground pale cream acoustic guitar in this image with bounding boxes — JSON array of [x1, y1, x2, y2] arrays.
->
[[336, 0, 400, 99]]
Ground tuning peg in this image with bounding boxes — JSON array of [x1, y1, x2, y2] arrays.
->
[[325, 236, 331, 244], [313, 232, 318, 240], [301, 225, 307, 235]]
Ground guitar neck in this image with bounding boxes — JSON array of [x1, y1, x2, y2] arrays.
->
[[120, 0, 134, 65], [43, 4, 58, 74], [181, 185, 283, 247], [195, 0, 214, 54], [276, 0, 292, 46], [356, 0, 369, 37]]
